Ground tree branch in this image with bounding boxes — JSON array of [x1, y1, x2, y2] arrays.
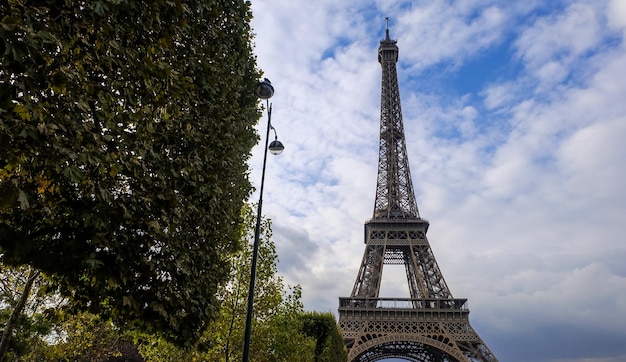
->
[[0, 268, 40, 359]]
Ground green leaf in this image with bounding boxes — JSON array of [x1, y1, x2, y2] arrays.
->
[[62, 166, 84, 183], [0, 185, 19, 209], [94, 2, 107, 16]]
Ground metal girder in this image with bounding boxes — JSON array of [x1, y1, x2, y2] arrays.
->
[[373, 30, 419, 220], [351, 244, 385, 299]]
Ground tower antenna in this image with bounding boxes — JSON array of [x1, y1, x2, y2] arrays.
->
[[385, 17, 390, 40]]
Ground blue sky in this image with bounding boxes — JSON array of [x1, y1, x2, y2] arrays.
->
[[249, 1, 626, 361]]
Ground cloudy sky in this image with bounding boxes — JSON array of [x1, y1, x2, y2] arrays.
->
[[248, 1, 626, 361]]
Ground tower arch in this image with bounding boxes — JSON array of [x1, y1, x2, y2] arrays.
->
[[350, 334, 466, 362]]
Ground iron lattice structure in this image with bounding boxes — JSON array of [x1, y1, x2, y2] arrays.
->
[[338, 23, 498, 362]]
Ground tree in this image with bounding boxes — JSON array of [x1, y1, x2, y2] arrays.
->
[[25, 311, 143, 362], [301, 312, 348, 362], [1, 206, 324, 361], [0, 0, 260, 345], [0, 263, 142, 361], [138, 204, 316, 361], [216, 204, 315, 361], [0, 264, 47, 360]]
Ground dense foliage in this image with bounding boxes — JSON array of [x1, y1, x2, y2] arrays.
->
[[199, 204, 316, 361], [1, 207, 329, 361], [0, 0, 260, 344], [301, 312, 348, 362], [0, 265, 49, 359]]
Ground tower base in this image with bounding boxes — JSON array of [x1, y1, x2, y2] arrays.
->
[[338, 297, 498, 362]]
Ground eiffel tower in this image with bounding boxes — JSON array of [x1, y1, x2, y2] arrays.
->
[[338, 21, 498, 362]]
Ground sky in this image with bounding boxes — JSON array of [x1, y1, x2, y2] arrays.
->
[[248, 1, 626, 361]]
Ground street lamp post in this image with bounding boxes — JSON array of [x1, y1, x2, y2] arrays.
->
[[242, 79, 284, 362]]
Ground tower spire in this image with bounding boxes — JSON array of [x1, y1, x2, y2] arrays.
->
[[374, 20, 419, 219]]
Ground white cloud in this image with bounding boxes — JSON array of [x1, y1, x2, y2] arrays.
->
[[250, 1, 626, 361], [394, 2, 509, 70], [481, 81, 519, 110], [608, 0, 626, 31], [514, 2, 603, 87], [558, 118, 626, 201]]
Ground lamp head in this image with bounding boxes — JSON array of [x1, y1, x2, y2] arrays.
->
[[268, 140, 284, 155], [256, 78, 274, 99]]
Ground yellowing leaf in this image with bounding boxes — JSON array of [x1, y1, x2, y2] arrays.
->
[[36, 175, 54, 193], [13, 104, 32, 121]]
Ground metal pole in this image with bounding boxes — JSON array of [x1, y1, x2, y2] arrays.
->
[[242, 102, 272, 362]]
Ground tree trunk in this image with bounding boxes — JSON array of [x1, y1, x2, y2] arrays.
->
[[0, 268, 39, 360]]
